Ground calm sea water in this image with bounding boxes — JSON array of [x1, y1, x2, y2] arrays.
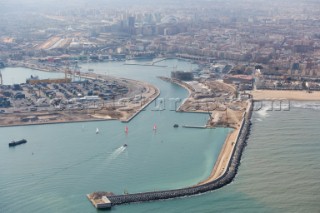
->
[[112, 102, 320, 213], [1, 60, 319, 213]]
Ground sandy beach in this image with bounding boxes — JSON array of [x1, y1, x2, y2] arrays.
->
[[251, 90, 320, 101], [197, 127, 239, 185]]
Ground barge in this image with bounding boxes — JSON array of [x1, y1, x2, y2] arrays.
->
[[9, 139, 27, 147]]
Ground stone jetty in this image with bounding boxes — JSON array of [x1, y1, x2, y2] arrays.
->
[[88, 101, 253, 209]]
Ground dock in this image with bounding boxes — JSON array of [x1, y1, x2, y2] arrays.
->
[[124, 63, 167, 68], [181, 125, 206, 129]]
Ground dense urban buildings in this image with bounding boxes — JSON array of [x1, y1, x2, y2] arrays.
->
[[1, 0, 320, 212], [1, 0, 320, 86]]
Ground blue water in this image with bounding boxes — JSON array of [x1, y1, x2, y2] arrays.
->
[[1, 61, 320, 213], [113, 102, 320, 213], [1, 67, 64, 85], [0, 59, 231, 213]]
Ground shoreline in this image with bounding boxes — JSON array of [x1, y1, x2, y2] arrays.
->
[[158, 76, 195, 95], [0, 117, 117, 128], [197, 127, 239, 185], [250, 90, 320, 101]]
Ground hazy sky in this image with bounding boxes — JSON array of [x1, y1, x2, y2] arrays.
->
[[0, 0, 197, 14], [0, 0, 314, 14]]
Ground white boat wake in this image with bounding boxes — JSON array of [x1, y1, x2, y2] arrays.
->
[[108, 145, 127, 160]]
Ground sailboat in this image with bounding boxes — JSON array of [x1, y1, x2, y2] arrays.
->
[[153, 124, 157, 131], [96, 128, 99, 134]]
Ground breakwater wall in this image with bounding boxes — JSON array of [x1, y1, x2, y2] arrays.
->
[[98, 101, 253, 206], [182, 125, 206, 129], [124, 63, 168, 68]]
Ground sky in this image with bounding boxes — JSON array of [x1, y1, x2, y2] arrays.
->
[[0, 0, 312, 14]]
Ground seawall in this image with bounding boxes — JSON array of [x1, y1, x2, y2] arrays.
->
[[88, 101, 253, 207]]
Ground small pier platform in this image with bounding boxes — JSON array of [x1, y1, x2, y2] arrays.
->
[[87, 192, 113, 209]]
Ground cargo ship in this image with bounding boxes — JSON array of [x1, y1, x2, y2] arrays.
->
[[9, 139, 27, 147]]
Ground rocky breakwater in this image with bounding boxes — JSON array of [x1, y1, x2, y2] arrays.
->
[[88, 101, 253, 208]]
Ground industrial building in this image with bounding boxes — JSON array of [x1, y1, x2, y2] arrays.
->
[[171, 71, 194, 81]]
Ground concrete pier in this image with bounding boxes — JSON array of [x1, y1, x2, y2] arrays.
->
[[181, 125, 206, 129], [124, 63, 168, 68]]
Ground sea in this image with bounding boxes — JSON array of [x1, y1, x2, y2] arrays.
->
[[0, 59, 319, 213]]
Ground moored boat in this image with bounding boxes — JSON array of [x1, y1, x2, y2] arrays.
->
[[9, 139, 27, 147]]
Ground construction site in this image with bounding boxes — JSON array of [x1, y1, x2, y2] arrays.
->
[[160, 76, 249, 129]]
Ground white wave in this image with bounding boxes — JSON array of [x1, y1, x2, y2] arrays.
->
[[256, 105, 272, 118], [291, 101, 320, 110]]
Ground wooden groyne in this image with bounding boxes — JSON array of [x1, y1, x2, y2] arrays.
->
[[88, 101, 253, 208]]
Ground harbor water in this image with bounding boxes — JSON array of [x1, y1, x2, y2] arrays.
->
[[1, 60, 320, 212]]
